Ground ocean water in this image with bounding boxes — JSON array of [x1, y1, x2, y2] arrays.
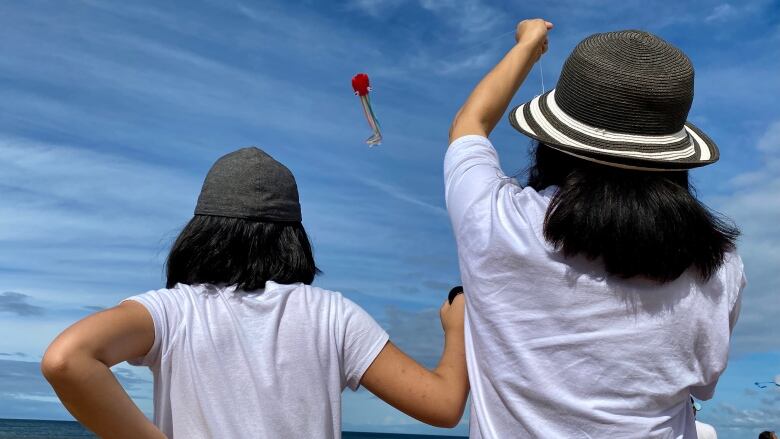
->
[[0, 419, 466, 438], [0, 419, 94, 438]]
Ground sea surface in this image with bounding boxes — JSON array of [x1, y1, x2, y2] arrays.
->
[[0, 419, 466, 438]]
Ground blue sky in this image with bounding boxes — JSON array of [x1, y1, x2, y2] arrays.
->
[[0, 0, 778, 437]]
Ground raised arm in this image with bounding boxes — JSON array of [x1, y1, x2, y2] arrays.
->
[[360, 294, 468, 428], [41, 302, 165, 439], [449, 19, 553, 142]]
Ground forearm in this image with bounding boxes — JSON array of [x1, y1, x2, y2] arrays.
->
[[431, 330, 469, 412], [361, 338, 469, 428], [450, 41, 540, 141], [43, 355, 164, 439], [389, 335, 468, 428], [361, 295, 468, 428]]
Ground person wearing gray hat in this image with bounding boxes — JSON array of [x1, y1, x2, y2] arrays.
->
[[42, 147, 470, 438], [445, 19, 744, 438]]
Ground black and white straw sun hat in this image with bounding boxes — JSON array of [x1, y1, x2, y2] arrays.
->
[[509, 30, 718, 170]]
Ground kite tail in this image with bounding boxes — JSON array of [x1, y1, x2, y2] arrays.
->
[[360, 94, 382, 146]]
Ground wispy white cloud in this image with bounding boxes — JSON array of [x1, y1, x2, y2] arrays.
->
[[353, 174, 447, 216], [705, 389, 780, 437], [0, 1, 778, 436], [0, 135, 197, 316], [0, 136, 195, 242], [757, 120, 780, 152], [418, 0, 506, 36], [710, 119, 780, 355], [347, 0, 403, 17], [345, 0, 511, 79], [348, 0, 506, 35], [705, 3, 737, 22], [0, 359, 153, 420], [401, 41, 506, 77]]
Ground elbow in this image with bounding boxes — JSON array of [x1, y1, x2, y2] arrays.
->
[[432, 413, 463, 429], [41, 348, 70, 383], [443, 406, 466, 428], [436, 419, 460, 429], [41, 343, 81, 384], [429, 404, 466, 429]]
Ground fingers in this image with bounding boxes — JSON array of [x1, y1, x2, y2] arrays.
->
[[515, 18, 552, 46], [440, 292, 465, 333], [439, 296, 454, 318], [447, 292, 465, 310], [525, 18, 552, 28], [448, 286, 464, 305], [441, 289, 465, 312]]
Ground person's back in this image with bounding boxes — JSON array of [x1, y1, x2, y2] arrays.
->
[[446, 170, 742, 437], [42, 147, 469, 438], [127, 282, 386, 438], [446, 20, 744, 438]]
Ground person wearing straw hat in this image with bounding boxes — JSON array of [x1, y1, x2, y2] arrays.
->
[[445, 19, 745, 438]]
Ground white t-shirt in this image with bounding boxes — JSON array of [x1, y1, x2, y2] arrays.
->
[[695, 421, 718, 439], [125, 281, 389, 439], [444, 135, 745, 439]]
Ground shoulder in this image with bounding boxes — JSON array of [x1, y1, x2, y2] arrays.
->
[[447, 134, 494, 152], [278, 284, 381, 333], [123, 284, 217, 314], [272, 282, 344, 300], [444, 135, 499, 175], [517, 184, 557, 205], [293, 284, 374, 319], [125, 284, 186, 306], [267, 282, 355, 313], [723, 251, 744, 272], [719, 251, 746, 286], [711, 251, 746, 308]]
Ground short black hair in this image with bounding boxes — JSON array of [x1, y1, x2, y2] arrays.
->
[[759, 431, 777, 439], [527, 142, 739, 282], [166, 214, 320, 290]]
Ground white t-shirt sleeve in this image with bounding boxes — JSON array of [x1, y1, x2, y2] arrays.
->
[[443, 135, 507, 233], [690, 255, 747, 400], [122, 288, 182, 367], [338, 296, 389, 391], [728, 261, 746, 333]]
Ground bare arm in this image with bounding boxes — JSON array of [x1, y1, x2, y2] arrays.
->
[[360, 294, 468, 428], [449, 19, 553, 142], [41, 301, 165, 439]]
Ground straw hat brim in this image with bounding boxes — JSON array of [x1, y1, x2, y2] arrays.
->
[[509, 90, 719, 171]]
